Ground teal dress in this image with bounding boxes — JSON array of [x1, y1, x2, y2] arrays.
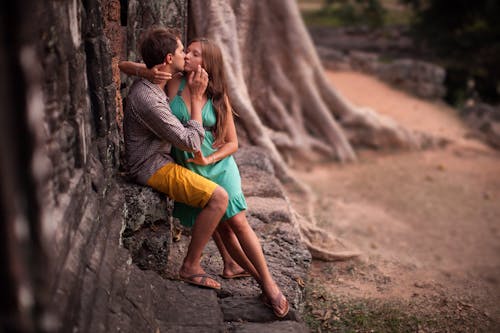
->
[[170, 78, 247, 227]]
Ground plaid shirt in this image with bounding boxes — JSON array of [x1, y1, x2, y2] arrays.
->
[[123, 78, 204, 184]]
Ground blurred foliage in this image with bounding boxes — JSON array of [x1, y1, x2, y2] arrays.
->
[[304, 0, 388, 28], [400, 0, 500, 104]]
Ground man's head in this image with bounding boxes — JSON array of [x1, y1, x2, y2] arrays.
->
[[140, 27, 184, 72]]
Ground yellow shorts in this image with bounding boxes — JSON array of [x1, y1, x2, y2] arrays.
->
[[146, 163, 217, 208]]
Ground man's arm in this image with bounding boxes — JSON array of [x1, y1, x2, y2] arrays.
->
[[132, 93, 204, 153]]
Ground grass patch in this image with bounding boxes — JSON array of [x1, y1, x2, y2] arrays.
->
[[299, 0, 413, 29], [304, 284, 420, 332], [303, 281, 496, 332]]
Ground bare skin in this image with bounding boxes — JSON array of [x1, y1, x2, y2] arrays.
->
[[179, 186, 228, 289], [212, 229, 249, 278]]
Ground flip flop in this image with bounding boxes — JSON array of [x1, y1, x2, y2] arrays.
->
[[259, 291, 289, 318], [179, 273, 221, 290], [220, 271, 252, 279]]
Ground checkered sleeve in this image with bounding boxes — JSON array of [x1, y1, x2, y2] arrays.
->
[[132, 90, 204, 152]]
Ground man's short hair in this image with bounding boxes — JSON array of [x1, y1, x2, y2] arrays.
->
[[140, 27, 180, 68]]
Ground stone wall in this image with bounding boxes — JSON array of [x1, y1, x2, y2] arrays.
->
[[45, 1, 189, 331], [1, 0, 311, 332], [0, 0, 186, 332]]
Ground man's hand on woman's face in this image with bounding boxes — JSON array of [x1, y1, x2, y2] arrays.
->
[[149, 63, 172, 84], [187, 65, 209, 98]]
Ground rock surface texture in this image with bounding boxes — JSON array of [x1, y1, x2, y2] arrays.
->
[[311, 26, 446, 100], [122, 147, 311, 332]]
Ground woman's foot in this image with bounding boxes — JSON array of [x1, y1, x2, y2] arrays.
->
[[221, 262, 250, 279], [260, 288, 289, 318]]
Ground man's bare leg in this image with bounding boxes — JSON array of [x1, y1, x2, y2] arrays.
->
[[179, 186, 228, 288]]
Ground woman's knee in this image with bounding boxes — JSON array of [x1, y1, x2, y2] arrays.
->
[[227, 213, 250, 234]]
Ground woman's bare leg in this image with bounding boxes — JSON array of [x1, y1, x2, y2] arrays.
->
[[213, 228, 250, 277], [216, 222, 259, 279], [221, 212, 289, 316]]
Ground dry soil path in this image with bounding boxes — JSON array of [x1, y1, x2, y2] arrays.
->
[[293, 70, 500, 329]]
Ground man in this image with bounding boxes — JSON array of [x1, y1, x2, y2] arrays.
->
[[123, 27, 227, 290]]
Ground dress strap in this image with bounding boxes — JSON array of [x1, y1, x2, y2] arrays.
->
[[177, 77, 186, 96], [204, 125, 215, 132]]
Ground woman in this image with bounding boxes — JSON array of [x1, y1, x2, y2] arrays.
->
[[119, 38, 289, 318]]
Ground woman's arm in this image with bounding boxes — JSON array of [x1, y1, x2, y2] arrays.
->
[[186, 107, 238, 165], [118, 61, 171, 83], [208, 110, 238, 163]]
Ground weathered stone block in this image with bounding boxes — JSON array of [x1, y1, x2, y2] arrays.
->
[[231, 321, 310, 333], [246, 196, 292, 223], [121, 182, 173, 273], [234, 146, 275, 175]]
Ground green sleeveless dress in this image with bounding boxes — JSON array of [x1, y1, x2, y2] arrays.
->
[[170, 78, 247, 227]]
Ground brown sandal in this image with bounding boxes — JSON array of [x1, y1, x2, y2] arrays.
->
[[180, 273, 221, 290], [259, 291, 289, 318]]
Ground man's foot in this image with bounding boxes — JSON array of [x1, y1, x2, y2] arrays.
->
[[179, 273, 221, 290]]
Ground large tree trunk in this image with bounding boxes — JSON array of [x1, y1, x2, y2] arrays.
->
[[188, 0, 423, 260], [189, 0, 419, 172]]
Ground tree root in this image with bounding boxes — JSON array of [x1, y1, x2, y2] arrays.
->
[[188, 0, 429, 260]]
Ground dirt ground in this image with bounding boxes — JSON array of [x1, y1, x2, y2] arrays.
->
[[293, 70, 500, 331]]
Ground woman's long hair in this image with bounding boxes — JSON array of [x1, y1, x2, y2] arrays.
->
[[190, 37, 233, 144]]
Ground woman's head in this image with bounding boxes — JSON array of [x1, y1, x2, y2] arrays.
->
[[186, 38, 232, 143], [185, 38, 225, 87]]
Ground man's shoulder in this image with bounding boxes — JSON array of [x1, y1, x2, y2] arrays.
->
[[128, 79, 166, 104], [128, 79, 151, 100]]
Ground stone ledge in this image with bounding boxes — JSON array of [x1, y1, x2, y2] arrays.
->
[[230, 321, 310, 333], [113, 146, 311, 330], [121, 181, 173, 273]]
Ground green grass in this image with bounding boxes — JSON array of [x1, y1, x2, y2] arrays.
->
[[303, 281, 496, 333], [304, 284, 421, 333], [299, 0, 413, 29], [303, 13, 345, 28]]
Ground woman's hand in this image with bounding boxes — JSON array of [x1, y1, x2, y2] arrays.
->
[[187, 65, 209, 99], [186, 150, 212, 165], [148, 64, 172, 84]]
